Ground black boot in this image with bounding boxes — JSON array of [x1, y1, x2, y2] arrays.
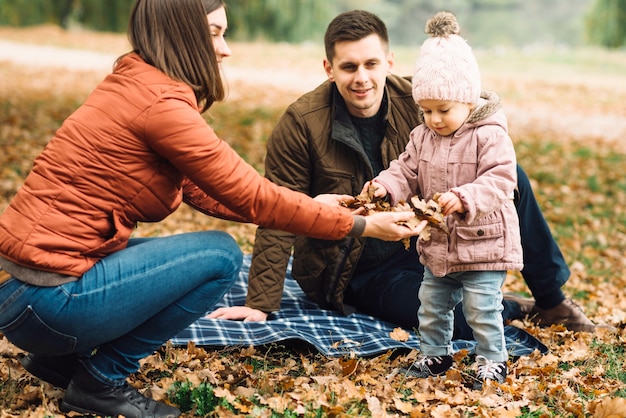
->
[[60, 364, 180, 418], [20, 353, 79, 389]]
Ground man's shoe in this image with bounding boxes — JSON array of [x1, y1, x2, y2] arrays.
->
[[533, 298, 596, 333], [20, 353, 79, 389], [60, 366, 181, 418], [503, 293, 535, 317], [403, 355, 453, 378], [473, 355, 507, 390]]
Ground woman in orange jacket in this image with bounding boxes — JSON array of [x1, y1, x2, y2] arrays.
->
[[0, 1, 425, 417]]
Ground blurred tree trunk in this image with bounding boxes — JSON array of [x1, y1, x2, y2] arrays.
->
[[0, 0, 56, 26], [57, 0, 75, 29], [0, 0, 130, 32], [78, 0, 132, 32], [585, 0, 626, 48], [226, 0, 335, 42]]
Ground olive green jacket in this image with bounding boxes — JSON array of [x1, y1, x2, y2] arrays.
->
[[246, 74, 420, 314]]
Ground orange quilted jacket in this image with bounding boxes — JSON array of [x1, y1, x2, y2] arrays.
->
[[0, 53, 353, 278]]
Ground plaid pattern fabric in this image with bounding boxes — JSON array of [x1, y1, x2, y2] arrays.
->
[[171, 255, 548, 357]]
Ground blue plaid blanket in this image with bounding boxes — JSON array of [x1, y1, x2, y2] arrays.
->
[[172, 255, 548, 357]]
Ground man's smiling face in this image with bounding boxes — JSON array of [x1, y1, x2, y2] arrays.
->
[[324, 34, 394, 118]]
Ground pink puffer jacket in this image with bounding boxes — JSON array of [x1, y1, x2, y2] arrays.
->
[[374, 92, 523, 276]]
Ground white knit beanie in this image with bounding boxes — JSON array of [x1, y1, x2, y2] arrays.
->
[[412, 11, 480, 105]]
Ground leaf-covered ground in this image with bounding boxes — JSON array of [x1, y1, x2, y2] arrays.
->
[[1, 26, 625, 417]]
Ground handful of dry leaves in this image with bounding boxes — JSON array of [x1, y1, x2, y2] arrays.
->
[[341, 183, 449, 248]]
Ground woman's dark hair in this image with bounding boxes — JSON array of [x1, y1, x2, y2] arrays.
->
[[324, 10, 389, 64], [127, 0, 224, 112], [201, 0, 226, 14]]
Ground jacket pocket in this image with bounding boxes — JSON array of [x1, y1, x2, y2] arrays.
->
[[0, 306, 76, 355], [82, 210, 133, 258], [455, 222, 504, 263], [309, 169, 360, 196]]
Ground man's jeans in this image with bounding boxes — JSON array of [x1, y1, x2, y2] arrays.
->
[[418, 268, 508, 362], [0, 230, 242, 385], [515, 165, 569, 299]]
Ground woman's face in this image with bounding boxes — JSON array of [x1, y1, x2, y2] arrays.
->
[[207, 7, 231, 63]]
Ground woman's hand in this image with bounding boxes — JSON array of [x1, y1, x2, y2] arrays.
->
[[361, 212, 428, 241], [207, 306, 268, 322], [314, 193, 366, 215]]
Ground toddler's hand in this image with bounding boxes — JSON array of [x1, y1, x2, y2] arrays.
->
[[437, 191, 464, 216], [361, 181, 388, 199]]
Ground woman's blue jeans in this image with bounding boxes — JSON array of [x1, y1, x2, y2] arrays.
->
[[0, 230, 242, 385]]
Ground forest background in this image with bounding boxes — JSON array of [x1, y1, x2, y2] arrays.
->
[[1, 0, 626, 416], [1, 0, 626, 49]]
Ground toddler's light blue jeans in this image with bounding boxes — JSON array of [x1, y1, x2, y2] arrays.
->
[[418, 267, 507, 362], [0, 230, 242, 385]]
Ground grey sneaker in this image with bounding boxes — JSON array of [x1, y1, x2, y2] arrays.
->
[[473, 355, 507, 390], [403, 355, 453, 378]]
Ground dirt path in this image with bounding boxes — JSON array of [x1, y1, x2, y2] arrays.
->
[[0, 38, 324, 96], [0, 39, 116, 71], [2, 38, 626, 151]]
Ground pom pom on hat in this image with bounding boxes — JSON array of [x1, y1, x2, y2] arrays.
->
[[412, 11, 480, 104]]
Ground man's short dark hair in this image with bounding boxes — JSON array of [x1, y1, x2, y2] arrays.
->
[[324, 10, 389, 63]]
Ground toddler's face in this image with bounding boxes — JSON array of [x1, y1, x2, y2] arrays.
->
[[418, 100, 473, 136]]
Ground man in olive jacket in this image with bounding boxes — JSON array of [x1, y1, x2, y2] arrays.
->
[[209, 10, 596, 335]]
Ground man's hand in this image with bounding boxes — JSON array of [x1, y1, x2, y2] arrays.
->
[[313, 193, 354, 206], [362, 212, 428, 241], [207, 306, 268, 322]]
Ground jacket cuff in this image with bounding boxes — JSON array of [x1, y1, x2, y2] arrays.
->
[[348, 215, 366, 237]]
